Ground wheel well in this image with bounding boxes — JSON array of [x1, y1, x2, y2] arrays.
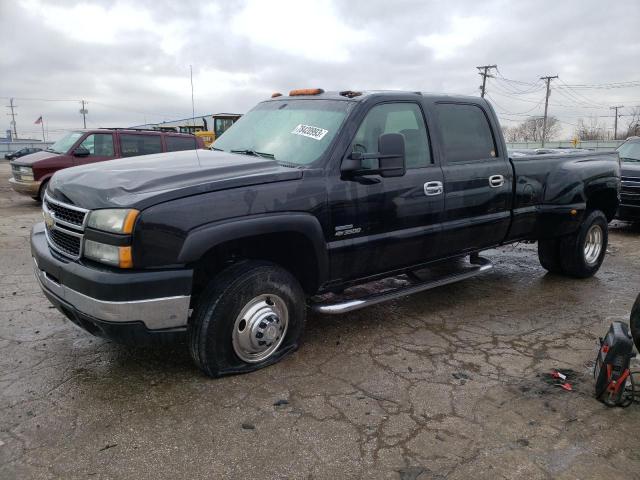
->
[[190, 232, 320, 303], [587, 189, 619, 221]]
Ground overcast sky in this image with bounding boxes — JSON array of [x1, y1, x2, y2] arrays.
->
[[1, 0, 639, 140]]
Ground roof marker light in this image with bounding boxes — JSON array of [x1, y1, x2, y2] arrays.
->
[[271, 92, 282, 98], [289, 88, 324, 96]]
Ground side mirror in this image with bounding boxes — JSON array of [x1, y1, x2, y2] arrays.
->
[[341, 132, 406, 177], [73, 146, 90, 157], [377, 132, 406, 178]]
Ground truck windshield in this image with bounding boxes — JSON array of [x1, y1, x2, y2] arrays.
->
[[617, 141, 640, 162], [213, 100, 352, 166], [47, 131, 83, 154]]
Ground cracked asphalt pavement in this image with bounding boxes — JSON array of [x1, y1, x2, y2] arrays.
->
[[1, 161, 640, 479]]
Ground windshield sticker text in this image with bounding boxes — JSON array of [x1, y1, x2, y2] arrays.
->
[[291, 124, 328, 141]]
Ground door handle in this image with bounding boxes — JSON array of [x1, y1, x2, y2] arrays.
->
[[489, 175, 505, 188], [424, 181, 443, 196]]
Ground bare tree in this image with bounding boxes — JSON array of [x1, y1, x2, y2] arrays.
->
[[623, 107, 640, 138], [575, 116, 606, 140], [508, 116, 560, 142], [502, 126, 521, 143]]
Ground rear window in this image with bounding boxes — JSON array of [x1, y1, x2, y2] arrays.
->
[[435, 103, 497, 163], [119, 134, 162, 157], [166, 136, 197, 152]]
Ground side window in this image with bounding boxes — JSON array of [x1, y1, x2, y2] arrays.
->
[[165, 136, 197, 152], [435, 104, 497, 163], [119, 134, 162, 157], [78, 133, 115, 156], [351, 103, 431, 169]]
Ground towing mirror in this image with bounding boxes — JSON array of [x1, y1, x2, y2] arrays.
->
[[341, 133, 406, 178], [73, 146, 90, 157]]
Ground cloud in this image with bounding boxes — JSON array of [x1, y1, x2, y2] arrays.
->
[[1, 0, 639, 140]]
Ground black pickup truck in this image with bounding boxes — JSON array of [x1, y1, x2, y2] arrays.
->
[[31, 89, 621, 377]]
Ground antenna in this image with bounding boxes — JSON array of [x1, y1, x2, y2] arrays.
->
[[190, 65, 196, 128]]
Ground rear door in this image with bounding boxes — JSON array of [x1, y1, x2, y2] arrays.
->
[[72, 133, 116, 166], [329, 101, 444, 280], [434, 102, 512, 255]]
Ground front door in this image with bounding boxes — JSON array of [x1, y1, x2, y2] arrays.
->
[[328, 101, 444, 282], [73, 133, 116, 166]]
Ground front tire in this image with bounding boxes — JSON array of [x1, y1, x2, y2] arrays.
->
[[188, 261, 306, 377], [558, 210, 608, 278]]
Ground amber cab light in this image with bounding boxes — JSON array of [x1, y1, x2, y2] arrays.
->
[[289, 88, 324, 96], [271, 92, 283, 98]]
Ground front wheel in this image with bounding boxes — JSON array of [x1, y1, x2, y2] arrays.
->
[[558, 210, 608, 278], [188, 261, 306, 377]]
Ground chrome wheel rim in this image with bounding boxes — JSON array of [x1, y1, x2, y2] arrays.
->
[[584, 224, 603, 266], [232, 294, 288, 363]]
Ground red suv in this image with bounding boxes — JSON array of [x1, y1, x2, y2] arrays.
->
[[9, 128, 205, 201]]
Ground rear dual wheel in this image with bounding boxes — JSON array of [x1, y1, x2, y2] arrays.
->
[[188, 261, 306, 377], [538, 210, 608, 278]]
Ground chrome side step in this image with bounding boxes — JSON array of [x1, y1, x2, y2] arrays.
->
[[310, 256, 493, 315]]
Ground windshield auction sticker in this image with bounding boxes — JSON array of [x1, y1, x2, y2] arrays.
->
[[291, 124, 328, 141]]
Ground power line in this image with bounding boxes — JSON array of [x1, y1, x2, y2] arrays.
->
[[476, 64, 497, 98]]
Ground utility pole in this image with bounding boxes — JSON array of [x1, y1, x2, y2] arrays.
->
[[6, 98, 17, 138], [476, 65, 497, 98], [610, 105, 624, 140], [80, 99, 88, 128], [540, 75, 558, 147]]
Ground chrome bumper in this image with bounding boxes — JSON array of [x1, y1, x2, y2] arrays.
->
[[9, 177, 41, 196], [33, 258, 191, 330]]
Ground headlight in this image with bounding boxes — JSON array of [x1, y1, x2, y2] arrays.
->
[[15, 166, 33, 181], [87, 209, 139, 234], [84, 240, 133, 268]]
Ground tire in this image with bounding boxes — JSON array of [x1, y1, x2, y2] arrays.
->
[[35, 180, 49, 203], [188, 260, 306, 377], [537, 238, 563, 274], [558, 210, 608, 278], [631, 294, 640, 352]]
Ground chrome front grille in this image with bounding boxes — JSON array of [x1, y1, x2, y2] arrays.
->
[[43, 194, 89, 260]]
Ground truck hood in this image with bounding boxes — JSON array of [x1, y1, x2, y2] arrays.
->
[[11, 150, 62, 165], [48, 149, 303, 210]]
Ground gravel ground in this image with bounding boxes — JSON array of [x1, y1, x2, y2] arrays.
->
[[1, 160, 640, 479]]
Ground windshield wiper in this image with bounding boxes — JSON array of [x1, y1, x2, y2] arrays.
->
[[231, 149, 275, 159], [211, 146, 224, 151], [620, 157, 640, 162], [45, 148, 60, 154]]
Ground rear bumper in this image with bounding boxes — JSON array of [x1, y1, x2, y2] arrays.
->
[[9, 177, 41, 196], [31, 223, 193, 344]]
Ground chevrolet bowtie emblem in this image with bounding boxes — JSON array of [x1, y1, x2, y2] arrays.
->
[[43, 210, 55, 229]]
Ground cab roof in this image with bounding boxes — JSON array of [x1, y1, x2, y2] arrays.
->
[[267, 90, 482, 103]]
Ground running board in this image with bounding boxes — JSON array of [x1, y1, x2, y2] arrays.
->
[[310, 256, 493, 315]]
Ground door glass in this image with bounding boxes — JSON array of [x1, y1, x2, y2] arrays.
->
[[78, 133, 114, 156], [351, 103, 431, 169], [435, 104, 497, 163], [119, 134, 162, 157], [166, 136, 197, 152]]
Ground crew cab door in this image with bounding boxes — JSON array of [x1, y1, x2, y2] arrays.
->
[[328, 101, 444, 281], [434, 102, 512, 255]]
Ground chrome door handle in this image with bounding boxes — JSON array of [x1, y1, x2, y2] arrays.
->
[[424, 181, 443, 196], [489, 175, 505, 188]]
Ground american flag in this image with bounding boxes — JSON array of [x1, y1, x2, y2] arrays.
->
[[34, 116, 42, 125]]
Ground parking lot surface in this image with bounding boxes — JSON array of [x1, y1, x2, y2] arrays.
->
[[1, 161, 640, 479]]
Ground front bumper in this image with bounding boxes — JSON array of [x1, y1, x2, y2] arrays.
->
[[31, 223, 193, 344], [9, 177, 41, 196]]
